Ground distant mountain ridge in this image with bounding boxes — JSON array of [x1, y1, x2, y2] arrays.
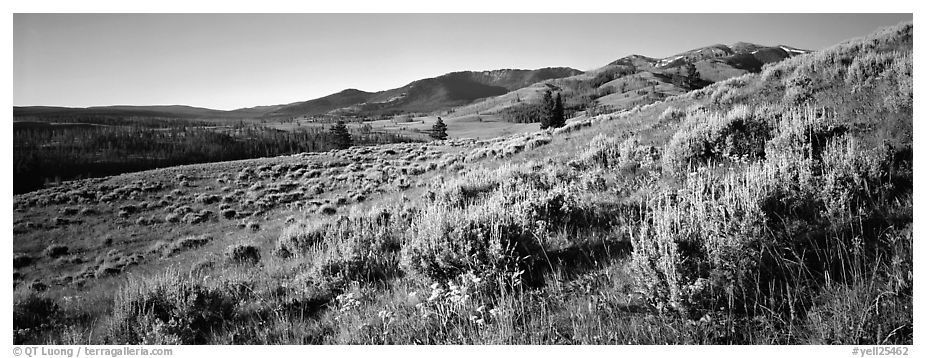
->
[[653, 42, 810, 72], [447, 41, 811, 121], [14, 41, 810, 121], [13, 105, 245, 119], [262, 67, 584, 117], [14, 67, 582, 120]]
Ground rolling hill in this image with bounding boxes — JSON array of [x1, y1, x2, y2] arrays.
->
[[262, 67, 583, 118], [14, 40, 804, 125], [12, 105, 250, 120], [445, 42, 810, 123], [12, 21, 912, 345], [13, 68, 582, 122]]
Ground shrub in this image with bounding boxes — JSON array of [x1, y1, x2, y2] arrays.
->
[[658, 106, 685, 123], [617, 136, 659, 171], [109, 270, 236, 344], [317, 205, 337, 215], [577, 134, 621, 168], [225, 244, 261, 265], [275, 221, 327, 258], [525, 134, 553, 150], [630, 167, 769, 317], [402, 178, 580, 285], [95, 263, 124, 278], [154, 235, 211, 258], [195, 194, 220, 204], [305, 209, 403, 287], [190, 258, 216, 274], [782, 66, 814, 105], [709, 84, 738, 106], [14, 290, 59, 344], [633, 122, 910, 323], [221, 209, 237, 219], [552, 119, 592, 135], [29, 281, 48, 292], [662, 105, 772, 173], [845, 51, 912, 112], [803, 279, 912, 344], [43, 244, 69, 258], [433, 165, 519, 207], [13, 254, 33, 269]]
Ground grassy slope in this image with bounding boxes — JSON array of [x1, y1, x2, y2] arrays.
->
[[13, 22, 912, 345], [451, 41, 805, 125]]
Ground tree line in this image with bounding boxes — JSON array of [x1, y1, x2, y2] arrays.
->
[[495, 90, 566, 129], [14, 122, 418, 194]]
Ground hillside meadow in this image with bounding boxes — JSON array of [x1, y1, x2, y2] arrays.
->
[[12, 22, 912, 345]]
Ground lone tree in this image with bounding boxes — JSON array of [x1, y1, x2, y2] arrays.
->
[[329, 121, 352, 149], [551, 92, 565, 128], [430, 117, 448, 140], [540, 90, 566, 129], [539, 90, 555, 129], [684, 63, 701, 89]]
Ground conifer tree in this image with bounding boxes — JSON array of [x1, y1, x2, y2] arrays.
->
[[539, 90, 555, 129], [329, 121, 352, 149], [551, 92, 565, 128], [684, 63, 701, 89], [430, 117, 448, 140]]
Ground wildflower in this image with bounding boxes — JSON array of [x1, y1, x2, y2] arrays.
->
[[427, 288, 443, 302], [377, 309, 394, 321]]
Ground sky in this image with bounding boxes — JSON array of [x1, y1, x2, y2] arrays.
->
[[14, 13, 912, 110]]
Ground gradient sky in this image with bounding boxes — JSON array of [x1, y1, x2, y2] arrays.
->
[[14, 13, 912, 110]]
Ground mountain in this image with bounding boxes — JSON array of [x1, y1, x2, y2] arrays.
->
[[262, 67, 583, 118], [653, 42, 810, 69], [14, 67, 582, 121], [448, 42, 810, 122], [14, 42, 806, 123], [262, 88, 378, 118], [652, 42, 811, 81], [13, 105, 246, 119]]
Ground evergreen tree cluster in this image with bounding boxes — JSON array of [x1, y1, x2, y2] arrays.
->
[[539, 90, 566, 130], [498, 103, 541, 123]]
